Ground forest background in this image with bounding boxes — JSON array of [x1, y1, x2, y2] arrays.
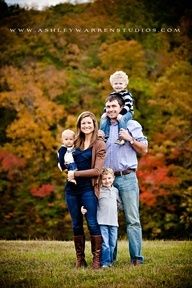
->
[[0, 0, 191, 241]]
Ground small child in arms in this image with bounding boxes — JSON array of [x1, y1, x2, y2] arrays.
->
[[57, 129, 77, 184]]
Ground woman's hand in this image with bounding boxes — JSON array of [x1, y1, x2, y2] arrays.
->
[[68, 171, 75, 181]]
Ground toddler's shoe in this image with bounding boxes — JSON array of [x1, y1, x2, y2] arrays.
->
[[115, 139, 125, 145], [102, 265, 110, 268]]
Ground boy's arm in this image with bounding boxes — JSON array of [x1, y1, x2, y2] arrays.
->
[[119, 91, 134, 116]]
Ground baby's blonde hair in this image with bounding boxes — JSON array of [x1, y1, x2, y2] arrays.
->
[[109, 71, 129, 86], [61, 129, 75, 139]]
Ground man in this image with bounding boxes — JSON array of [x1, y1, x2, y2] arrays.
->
[[104, 94, 148, 265]]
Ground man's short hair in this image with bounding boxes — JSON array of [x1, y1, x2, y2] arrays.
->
[[105, 93, 124, 107]]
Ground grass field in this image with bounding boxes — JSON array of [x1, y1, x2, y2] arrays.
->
[[0, 240, 192, 288]]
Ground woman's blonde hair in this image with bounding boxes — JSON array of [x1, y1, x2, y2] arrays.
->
[[74, 111, 98, 149]]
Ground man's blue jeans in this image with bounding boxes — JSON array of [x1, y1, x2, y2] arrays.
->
[[114, 172, 144, 263], [100, 112, 132, 138], [100, 225, 118, 266], [66, 190, 101, 236]]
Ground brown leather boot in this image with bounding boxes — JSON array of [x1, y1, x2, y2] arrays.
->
[[90, 235, 102, 269], [74, 235, 87, 268]]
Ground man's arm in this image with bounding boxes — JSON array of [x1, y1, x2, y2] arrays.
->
[[129, 138, 148, 155], [119, 120, 148, 155], [119, 129, 147, 155]]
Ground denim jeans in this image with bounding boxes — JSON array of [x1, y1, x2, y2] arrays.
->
[[100, 225, 118, 266], [67, 162, 77, 171], [118, 112, 132, 130], [100, 112, 132, 138], [66, 189, 101, 236], [114, 172, 144, 263]]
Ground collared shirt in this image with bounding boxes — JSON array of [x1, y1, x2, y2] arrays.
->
[[97, 186, 121, 227], [104, 120, 148, 171]]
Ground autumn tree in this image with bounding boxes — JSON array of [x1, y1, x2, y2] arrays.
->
[[0, 0, 191, 239], [0, 63, 73, 239]]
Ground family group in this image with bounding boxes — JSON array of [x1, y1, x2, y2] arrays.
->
[[57, 71, 148, 269]]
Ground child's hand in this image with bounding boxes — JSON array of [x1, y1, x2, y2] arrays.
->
[[81, 206, 87, 215], [101, 113, 107, 119], [117, 114, 123, 121]]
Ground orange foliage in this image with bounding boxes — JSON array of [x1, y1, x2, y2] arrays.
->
[[0, 149, 26, 180], [138, 154, 179, 206], [30, 184, 54, 198]]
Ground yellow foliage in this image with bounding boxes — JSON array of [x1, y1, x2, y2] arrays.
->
[[99, 40, 146, 77], [153, 61, 192, 117], [0, 64, 65, 161], [64, 115, 77, 129]]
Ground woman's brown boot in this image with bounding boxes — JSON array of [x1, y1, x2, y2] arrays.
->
[[74, 235, 87, 268], [90, 235, 102, 269]]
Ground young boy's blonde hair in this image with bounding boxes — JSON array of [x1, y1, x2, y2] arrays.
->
[[99, 168, 114, 188], [109, 71, 129, 86], [101, 168, 114, 178]]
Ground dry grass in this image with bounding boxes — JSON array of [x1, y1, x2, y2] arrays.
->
[[0, 240, 192, 288]]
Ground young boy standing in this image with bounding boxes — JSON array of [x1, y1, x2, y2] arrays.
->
[[98, 168, 122, 267], [81, 168, 121, 268], [100, 71, 134, 145]]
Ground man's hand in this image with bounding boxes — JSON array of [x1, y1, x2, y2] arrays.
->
[[119, 128, 132, 142], [119, 128, 148, 155]]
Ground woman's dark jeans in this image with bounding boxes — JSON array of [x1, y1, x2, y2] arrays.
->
[[66, 190, 101, 236]]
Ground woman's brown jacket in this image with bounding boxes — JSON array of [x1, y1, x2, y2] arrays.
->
[[74, 138, 106, 198]]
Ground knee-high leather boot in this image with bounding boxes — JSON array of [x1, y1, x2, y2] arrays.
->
[[74, 235, 87, 268], [90, 235, 102, 269]]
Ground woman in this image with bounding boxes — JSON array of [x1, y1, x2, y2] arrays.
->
[[60, 111, 106, 269]]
